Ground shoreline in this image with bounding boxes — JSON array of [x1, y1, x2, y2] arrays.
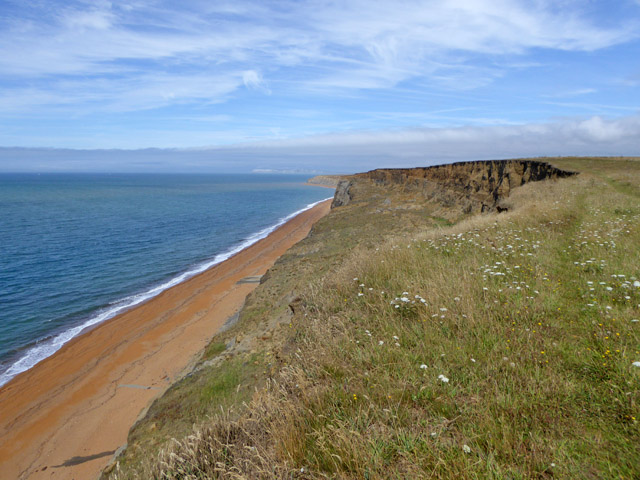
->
[[0, 196, 332, 388], [0, 198, 332, 480]]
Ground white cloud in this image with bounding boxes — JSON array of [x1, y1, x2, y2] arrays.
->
[[0, 0, 638, 148], [62, 7, 115, 30], [574, 116, 629, 142], [242, 70, 271, 93], [543, 88, 597, 98], [297, 0, 637, 88], [0, 72, 245, 113], [215, 115, 640, 169], [0, 1, 636, 88], [2, 115, 638, 172]]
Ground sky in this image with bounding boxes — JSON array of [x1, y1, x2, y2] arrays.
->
[[0, 0, 639, 173]]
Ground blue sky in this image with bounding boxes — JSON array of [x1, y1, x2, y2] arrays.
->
[[0, 0, 639, 173]]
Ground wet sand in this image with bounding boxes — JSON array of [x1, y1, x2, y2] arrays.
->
[[0, 199, 331, 480]]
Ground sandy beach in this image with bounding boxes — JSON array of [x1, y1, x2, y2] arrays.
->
[[0, 198, 331, 480]]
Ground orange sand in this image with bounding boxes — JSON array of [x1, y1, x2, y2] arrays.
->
[[0, 199, 331, 480]]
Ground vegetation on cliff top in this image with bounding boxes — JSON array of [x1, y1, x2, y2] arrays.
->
[[108, 157, 640, 479]]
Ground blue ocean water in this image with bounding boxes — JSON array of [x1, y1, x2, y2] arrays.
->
[[0, 173, 332, 386]]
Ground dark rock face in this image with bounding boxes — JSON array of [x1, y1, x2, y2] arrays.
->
[[331, 160, 577, 212], [331, 180, 353, 208]]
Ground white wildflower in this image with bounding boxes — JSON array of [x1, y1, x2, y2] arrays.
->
[[462, 444, 471, 454], [438, 374, 449, 383], [420, 364, 428, 369], [633, 362, 640, 368]]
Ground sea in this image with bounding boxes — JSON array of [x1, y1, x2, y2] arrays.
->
[[0, 173, 332, 387]]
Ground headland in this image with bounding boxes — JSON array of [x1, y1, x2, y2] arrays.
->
[[105, 157, 640, 479]]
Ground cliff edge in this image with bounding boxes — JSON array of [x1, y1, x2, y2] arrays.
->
[[332, 159, 577, 212]]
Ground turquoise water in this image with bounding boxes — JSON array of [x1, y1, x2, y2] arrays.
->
[[0, 174, 331, 386]]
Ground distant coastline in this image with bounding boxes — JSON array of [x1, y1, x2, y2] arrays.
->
[[306, 174, 345, 188]]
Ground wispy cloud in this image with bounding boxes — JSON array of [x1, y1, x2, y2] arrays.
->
[[541, 101, 639, 113], [0, 0, 637, 111], [242, 70, 271, 94], [542, 88, 597, 98], [0, 0, 639, 151], [0, 73, 245, 113]]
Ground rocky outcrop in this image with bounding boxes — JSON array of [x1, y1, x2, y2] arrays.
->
[[332, 160, 576, 213], [331, 180, 353, 208]]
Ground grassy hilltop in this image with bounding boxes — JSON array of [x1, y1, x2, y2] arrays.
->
[[107, 157, 640, 479]]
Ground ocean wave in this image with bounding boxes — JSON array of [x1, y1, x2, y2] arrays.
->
[[0, 197, 331, 387]]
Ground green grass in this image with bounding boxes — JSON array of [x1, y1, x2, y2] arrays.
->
[[279, 185, 639, 478], [109, 158, 640, 479], [202, 340, 226, 360]]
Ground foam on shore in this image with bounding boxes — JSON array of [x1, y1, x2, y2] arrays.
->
[[0, 197, 332, 387]]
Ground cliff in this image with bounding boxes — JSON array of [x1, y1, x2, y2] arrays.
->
[[108, 157, 640, 480], [306, 174, 344, 187], [332, 159, 577, 212]]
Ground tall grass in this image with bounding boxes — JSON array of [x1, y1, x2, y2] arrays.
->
[[111, 161, 640, 479]]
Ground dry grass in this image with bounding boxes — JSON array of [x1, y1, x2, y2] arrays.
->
[[110, 158, 640, 479]]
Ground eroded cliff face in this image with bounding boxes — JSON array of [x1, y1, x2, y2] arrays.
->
[[332, 160, 577, 213]]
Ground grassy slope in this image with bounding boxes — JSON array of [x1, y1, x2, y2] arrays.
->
[[109, 158, 640, 479]]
